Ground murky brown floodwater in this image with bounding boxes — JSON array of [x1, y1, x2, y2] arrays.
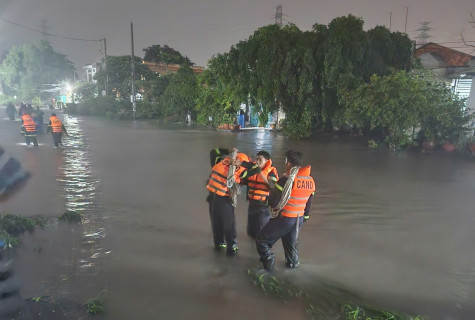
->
[[1, 108, 475, 319]]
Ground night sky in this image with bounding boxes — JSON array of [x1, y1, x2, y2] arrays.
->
[[1, 0, 474, 73]]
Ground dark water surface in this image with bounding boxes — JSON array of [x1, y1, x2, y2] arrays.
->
[[2, 109, 475, 319]]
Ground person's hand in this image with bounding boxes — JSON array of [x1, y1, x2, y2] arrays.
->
[[260, 172, 269, 184], [303, 215, 310, 223]]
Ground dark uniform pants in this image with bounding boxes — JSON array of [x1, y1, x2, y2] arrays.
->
[[208, 193, 237, 248], [256, 216, 303, 266], [247, 204, 270, 239], [52, 132, 63, 147], [25, 134, 38, 146]]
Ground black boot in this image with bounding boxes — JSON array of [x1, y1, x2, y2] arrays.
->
[[226, 244, 238, 257], [261, 256, 275, 271]]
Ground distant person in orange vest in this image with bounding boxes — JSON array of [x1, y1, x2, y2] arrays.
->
[[256, 150, 315, 271], [47, 113, 68, 148], [240, 151, 278, 239], [20, 113, 38, 147]]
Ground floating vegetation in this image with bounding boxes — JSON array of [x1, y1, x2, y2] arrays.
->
[[59, 210, 82, 223], [85, 290, 107, 315], [30, 296, 49, 303], [248, 270, 427, 320], [0, 213, 48, 248]]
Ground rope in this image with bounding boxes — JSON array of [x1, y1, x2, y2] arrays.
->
[[270, 166, 300, 218], [226, 149, 240, 207]]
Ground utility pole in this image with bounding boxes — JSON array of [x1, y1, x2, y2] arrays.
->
[[388, 12, 392, 31], [275, 5, 283, 27], [103, 38, 108, 96], [40, 18, 51, 42], [404, 7, 409, 33], [102, 38, 109, 96], [130, 22, 136, 119]]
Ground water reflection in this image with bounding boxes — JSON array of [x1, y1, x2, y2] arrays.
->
[[60, 115, 105, 274]]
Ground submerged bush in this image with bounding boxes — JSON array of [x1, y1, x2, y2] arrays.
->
[[85, 290, 107, 315], [0, 213, 47, 247], [59, 211, 82, 223], [248, 269, 427, 320]]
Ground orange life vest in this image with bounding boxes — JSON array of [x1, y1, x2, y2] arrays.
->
[[281, 166, 315, 218], [207, 158, 233, 197], [22, 116, 37, 133], [50, 116, 62, 133], [247, 159, 278, 202]]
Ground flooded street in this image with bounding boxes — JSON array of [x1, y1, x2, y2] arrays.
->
[[1, 108, 475, 319]]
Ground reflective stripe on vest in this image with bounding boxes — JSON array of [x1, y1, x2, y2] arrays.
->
[[207, 160, 231, 197], [281, 166, 315, 218], [247, 165, 278, 202], [50, 116, 62, 133], [23, 117, 36, 133]]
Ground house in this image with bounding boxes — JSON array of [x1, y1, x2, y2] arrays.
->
[[414, 42, 475, 117], [83, 62, 101, 83]]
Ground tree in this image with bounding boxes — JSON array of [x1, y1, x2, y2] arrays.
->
[[320, 15, 367, 127], [94, 55, 154, 100], [0, 40, 75, 100], [195, 53, 241, 125], [142, 44, 193, 67], [73, 82, 97, 102], [339, 70, 472, 148], [159, 63, 198, 117], [223, 24, 319, 137]]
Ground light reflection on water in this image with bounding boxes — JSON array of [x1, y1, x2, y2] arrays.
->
[[60, 115, 106, 274]]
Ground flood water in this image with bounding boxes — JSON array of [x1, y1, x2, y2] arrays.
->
[[1, 108, 475, 319]]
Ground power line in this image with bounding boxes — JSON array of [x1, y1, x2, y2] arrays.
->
[[0, 15, 103, 42]]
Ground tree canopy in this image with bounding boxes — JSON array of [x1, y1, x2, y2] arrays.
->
[[143, 44, 193, 65], [0, 39, 75, 100], [94, 55, 156, 100]]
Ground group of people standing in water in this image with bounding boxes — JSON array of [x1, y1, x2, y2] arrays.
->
[[5, 102, 68, 148], [206, 147, 315, 271]]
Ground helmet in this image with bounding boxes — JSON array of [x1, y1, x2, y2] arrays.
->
[[236, 153, 250, 163]]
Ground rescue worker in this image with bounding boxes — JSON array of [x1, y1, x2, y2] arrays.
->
[[206, 149, 241, 256], [240, 151, 278, 239], [209, 148, 229, 167], [47, 113, 68, 147], [256, 150, 315, 271], [20, 113, 38, 147]]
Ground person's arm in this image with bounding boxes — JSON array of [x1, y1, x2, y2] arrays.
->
[[303, 193, 314, 222], [268, 177, 287, 208], [62, 124, 68, 136], [239, 162, 261, 185], [266, 171, 278, 190]]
